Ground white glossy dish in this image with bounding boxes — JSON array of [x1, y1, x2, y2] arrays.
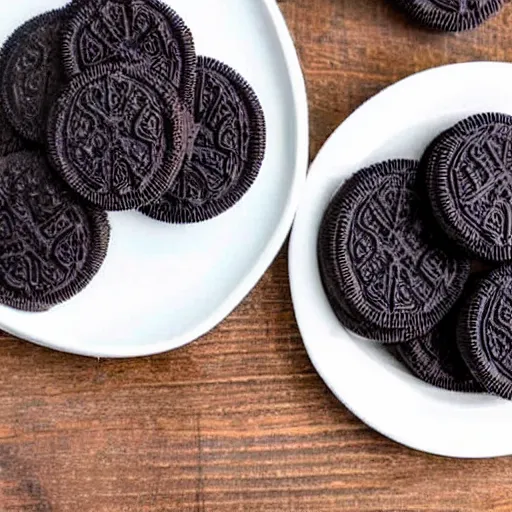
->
[[0, 0, 308, 357], [289, 62, 512, 458]]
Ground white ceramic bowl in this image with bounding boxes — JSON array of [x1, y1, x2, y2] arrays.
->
[[289, 62, 512, 458]]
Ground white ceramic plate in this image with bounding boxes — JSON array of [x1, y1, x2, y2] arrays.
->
[[289, 62, 512, 458], [0, 0, 308, 357]]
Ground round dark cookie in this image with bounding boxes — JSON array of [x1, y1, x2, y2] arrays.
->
[[426, 113, 512, 262], [0, 9, 68, 143], [393, 0, 504, 32], [321, 159, 470, 331], [47, 63, 188, 211], [457, 265, 512, 399], [62, 0, 196, 107], [0, 151, 110, 311], [140, 57, 266, 224], [318, 217, 433, 343], [397, 294, 483, 393]]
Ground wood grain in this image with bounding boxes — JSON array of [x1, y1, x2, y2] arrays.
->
[[4, 0, 512, 510]]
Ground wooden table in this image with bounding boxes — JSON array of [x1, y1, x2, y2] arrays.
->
[[3, 1, 512, 510]]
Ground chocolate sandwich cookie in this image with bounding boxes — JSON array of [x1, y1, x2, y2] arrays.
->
[[319, 159, 470, 331], [0, 151, 110, 311], [426, 113, 512, 262], [398, 285, 483, 392], [318, 220, 434, 343], [393, 0, 504, 32], [140, 57, 266, 224], [47, 64, 188, 211], [0, 9, 67, 143], [457, 266, 512, 399], [62, 0, 196, 107]]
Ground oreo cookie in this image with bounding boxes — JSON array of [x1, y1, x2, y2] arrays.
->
[[140, 57, 266, 224], [426, 113, 512, 262], [0, 151, 110, 311], [62, 0, 196, 107], [393, 0, 504, 32], [47, 64, 188, 211], [398, 286, 483, 392], [318, 220, 433, 343], [319, 159, 470, 332], [457, 266, 512, 399], [0, 10, 67, 143]]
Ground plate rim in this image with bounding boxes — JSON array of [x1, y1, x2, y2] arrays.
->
[[289, 61, 512, 458], [1, 0, 309, 358]]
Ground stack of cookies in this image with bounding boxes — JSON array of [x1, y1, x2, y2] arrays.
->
[[318, 112, 512, 400], [0, 0, 266, 311]]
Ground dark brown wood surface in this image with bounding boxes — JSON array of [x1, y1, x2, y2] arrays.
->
[[3, 1, 512, 510]]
